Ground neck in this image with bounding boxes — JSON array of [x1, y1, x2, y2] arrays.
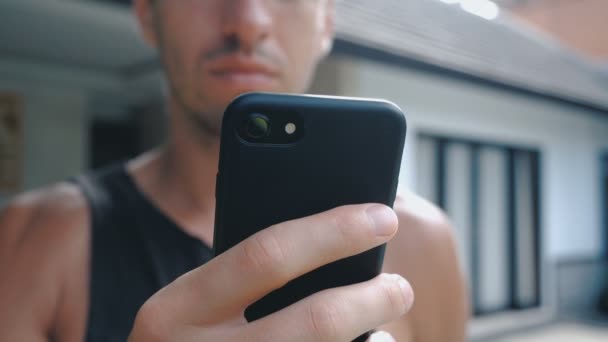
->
[[161, 97, 220, 208], [129, 96, 220, 244]]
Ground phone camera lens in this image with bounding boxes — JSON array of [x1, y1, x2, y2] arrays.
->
[[246, 114, 270, 139]]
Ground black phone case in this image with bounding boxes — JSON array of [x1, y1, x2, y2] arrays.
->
[[213, 93, 406, 340]]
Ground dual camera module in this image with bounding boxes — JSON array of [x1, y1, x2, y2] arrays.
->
[[239, 112, 303, 144]]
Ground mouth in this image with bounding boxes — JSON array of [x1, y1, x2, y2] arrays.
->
[[207, 56, 279, 89]]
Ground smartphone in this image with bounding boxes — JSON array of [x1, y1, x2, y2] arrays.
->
[[213, 93, 406, 340]]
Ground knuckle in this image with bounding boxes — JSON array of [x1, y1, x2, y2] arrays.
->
[[332, 209, 369, 246], [379, 274, 407, 314], [306, 301, 342, 341], [239, 228, 289, 280]]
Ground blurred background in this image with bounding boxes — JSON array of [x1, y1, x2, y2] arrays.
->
[[1, 0, 607, 340]]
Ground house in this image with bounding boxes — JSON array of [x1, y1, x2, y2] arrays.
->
[[323, 1, 608, 338], [1, 0, 607, 339]]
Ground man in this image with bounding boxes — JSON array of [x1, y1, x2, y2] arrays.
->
[[0, 0, 468, 341]]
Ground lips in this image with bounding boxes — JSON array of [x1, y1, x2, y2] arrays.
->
[[207, 55, 279, 88]]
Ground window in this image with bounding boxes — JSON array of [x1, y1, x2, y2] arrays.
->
[[417, 134, 541, 315]]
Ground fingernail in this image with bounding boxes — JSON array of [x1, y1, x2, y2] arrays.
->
[[369, 331, 396, 342], [392, 274, 414, 313], [365, 205, 397, 236]]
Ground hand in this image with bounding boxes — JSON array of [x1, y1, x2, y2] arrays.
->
[[128, 204, 414, 341]]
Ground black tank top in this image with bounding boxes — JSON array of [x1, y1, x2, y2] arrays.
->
[[75, 163, 213, 342]]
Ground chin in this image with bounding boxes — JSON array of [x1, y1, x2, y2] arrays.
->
[[213, 84, 283, 103], [194, 84, 284, 113]]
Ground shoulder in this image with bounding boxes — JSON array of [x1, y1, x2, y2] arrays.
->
[[384, 190, 461, 281], [0, 161, 129, 251], [0, 181, 90, 280], [1, 182, 89, 255], [381, 191, 469, 341], [392, 191, 452, 244], [0, 182, 90, 337]]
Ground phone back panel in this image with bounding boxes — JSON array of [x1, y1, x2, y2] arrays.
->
[[213, 93, 407, 323]]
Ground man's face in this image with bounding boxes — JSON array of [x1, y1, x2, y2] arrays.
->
[[135, 0, 335, 135]]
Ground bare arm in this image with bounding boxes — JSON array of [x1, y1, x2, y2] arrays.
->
[[381, 193, 470, 342], [0, 185, 89, 342]]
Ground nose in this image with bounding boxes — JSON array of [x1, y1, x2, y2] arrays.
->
[[221, 0, 273, 53]]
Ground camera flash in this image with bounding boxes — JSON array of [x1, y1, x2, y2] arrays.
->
[[285, 123, 297, 135]]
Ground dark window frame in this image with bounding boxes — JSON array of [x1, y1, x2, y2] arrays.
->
[[419, 133, 542, 316], [601, 152, 608, 260]]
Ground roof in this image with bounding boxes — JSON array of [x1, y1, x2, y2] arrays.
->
[[40, 0, 608, 112], [334, 0, 608, 112]]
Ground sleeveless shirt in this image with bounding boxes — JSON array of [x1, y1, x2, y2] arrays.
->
[[75, 163, 213, 342]]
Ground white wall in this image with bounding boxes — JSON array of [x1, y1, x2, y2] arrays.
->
[[0, 81, 89, 205], [0, 57, 141, 206], [21, 89, 89, 189], [0, 26, 164, 205], [329, 55, 608, 260]]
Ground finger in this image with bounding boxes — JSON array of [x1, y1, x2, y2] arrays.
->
[[368, 331, 396, 342], [245, 273, 414, 342], [157, 204, 398, 325]]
